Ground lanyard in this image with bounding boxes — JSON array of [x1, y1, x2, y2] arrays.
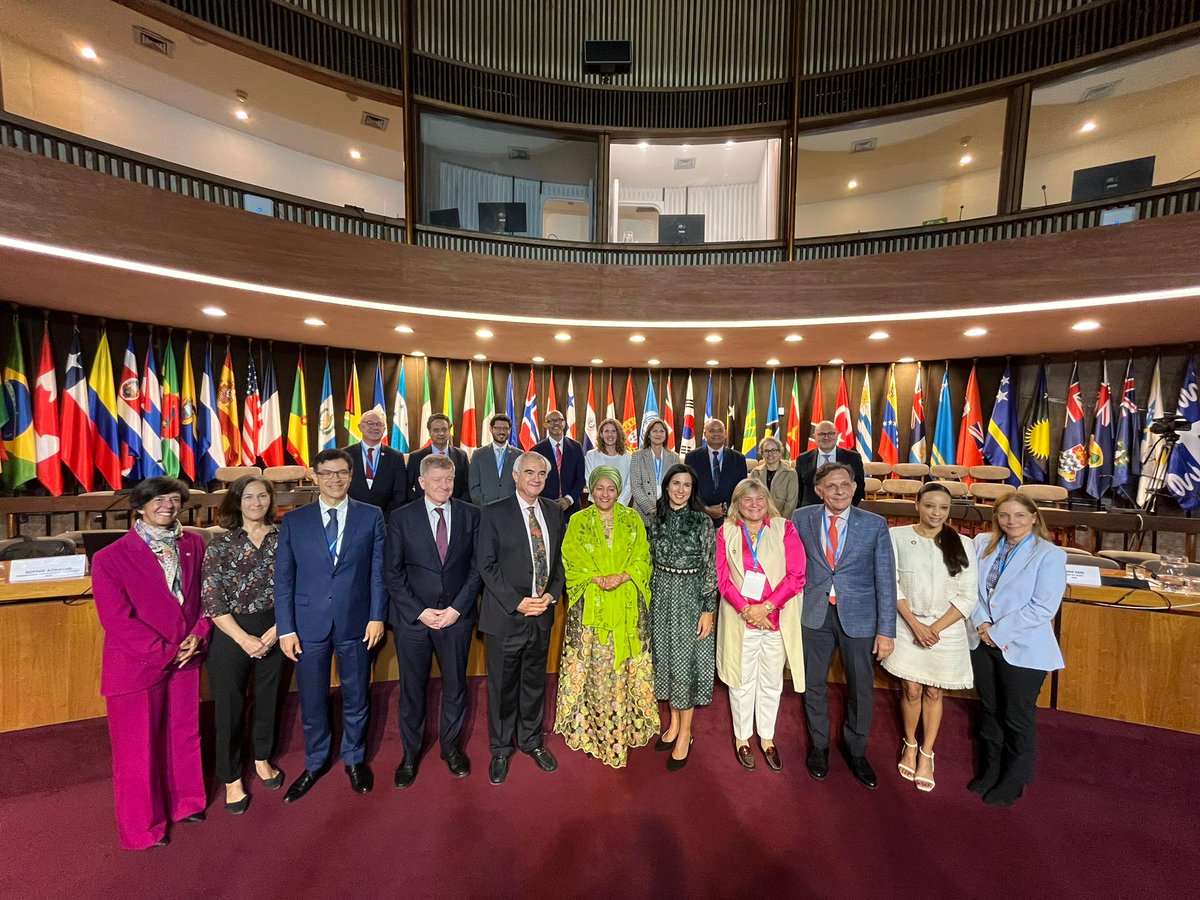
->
[[822, 509, 846, 566], [740, 522, 764, 571], [362, 444, 377, 478], [994, 534, 1033, 582], [654, 454, 662, 483]]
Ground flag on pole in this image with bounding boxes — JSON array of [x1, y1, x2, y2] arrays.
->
[[1084, 361, 1115, 500], [909, 362, 927, 464], [241, 351, 261, 467], [442, 360, 454, 435], [317, 354, 336, 451], [605, 373, 616, 420], [621, 372, 638, 449], [834, 369, 853, 450], [1021, 364, 1050, 483], [197, 340, 224, 482], [726, 371, 735, 437], [138, 341, 165, 479], [160, 337, 180, 478], [520, 367, 540, 450], [766, 371, 781, 440], [662, 372, 676, 451], [419, 360, 433, 448], [785, 371, 801, 459], [641, 373, 659, 444], [957, 363, 985, 472], [1057, 362, 1088, 491], [259, 352, 284, 467], [741, 373, 758, 458], [1165, 356, 1200, 510], [931, 365, 956, 469], [1136, 358, 1166, 507], [680, 373, 697, 453], [879, 365, 900, 467], [584, 370, 598, 453], [856, 366, 873, 461], [61, 325, 93, 491], [546, 371, 557, 415], [983, 364, 1023, 487], [217, 345, 241, 466], [704, 371, 714, 427], [807, 368, 825, 450], [480, 363, 495, 447], [344, 357, 362, 443], [1111, 359, 1137, 499], [118, 334, 143, 479], [566, 371, 577, 441], [391, 358, 410, 453], [1, 315, 35, 490], [286, 356, 310, 467], [372, 357, 387, 420], [461, 361, 478, 455], [506, 367, 518, 447], [33, 322, 63, 495], [178, 338, 199, 481], [88, 328, 122, 489]]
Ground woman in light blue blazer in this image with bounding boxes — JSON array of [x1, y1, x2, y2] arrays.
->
[[969, 492, 1066, 807]]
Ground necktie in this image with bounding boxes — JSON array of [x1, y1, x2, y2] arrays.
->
[[711, 451, 721, 485], [826, 514, 839, 605], [435, 507, 448, 564], [527, 505, 548, 595], [325, 508, 339, 564], [554, 443, 563, 497], [986, 540, 1018, 596], [496, 446, 504, 476], [365, 446, 376, 478]]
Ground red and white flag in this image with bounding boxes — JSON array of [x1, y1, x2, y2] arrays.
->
[[60, 324, 93, 491], [258, 353, 285, 467], [834, 368, 854, 450], [807, 368, 825, 450], [460, 361, 478, 455], [662, 372, 676, 451], [241, 352, 262, 466], [679, 373, 696, 453], [33, 322, 63, 496]]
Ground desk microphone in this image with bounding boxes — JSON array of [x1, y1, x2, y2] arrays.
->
[[958, 205, 964, 221], [1042, 185, 1048, 206]]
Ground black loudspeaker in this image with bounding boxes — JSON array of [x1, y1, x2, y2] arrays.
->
[[583, 40, 632, 75]]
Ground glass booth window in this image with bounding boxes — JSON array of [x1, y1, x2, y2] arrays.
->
[[419, 111, 598, 241], [609, 138, 781, 243], [1023, 40, 1200, 209], [794, 100, 1006, 238]]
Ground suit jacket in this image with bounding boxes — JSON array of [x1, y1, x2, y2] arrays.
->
[[343, 442, 409, 518], [468, 443, 522, 506], [796, 447, 866, 507], [477, 495, 566, 636], [385, 498, 482, 628], [684, 446, 748, 512], [749, 463, 800, 519], [532, 436, 585, 516], [91, 529, 211, 697], [792, 504, 897, 639], [274, 498, 387, 642], [406, 445, 470, 503], [970, 534, 1066, 671], [628, 447, 681, 522]]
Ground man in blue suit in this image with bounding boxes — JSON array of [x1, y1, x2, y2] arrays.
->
[[276, 448, 387, 802], [386, 454, 482, 787], [684, 418, 748, 523], [792, 462, 897, 789], [531, 409, 584, 518]]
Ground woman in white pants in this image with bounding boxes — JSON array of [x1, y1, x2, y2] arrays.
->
[[716, 479, 806, 772]]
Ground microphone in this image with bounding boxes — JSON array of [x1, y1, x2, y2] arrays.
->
[[1042, 185, 1048, 206], [958, 205, 964, 221]]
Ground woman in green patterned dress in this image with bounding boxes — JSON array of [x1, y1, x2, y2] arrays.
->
[[648, 463, 718, 771], [554, 465, 658, 768]]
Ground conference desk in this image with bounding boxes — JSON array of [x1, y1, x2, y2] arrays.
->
[[1, 563, 1195, 735]]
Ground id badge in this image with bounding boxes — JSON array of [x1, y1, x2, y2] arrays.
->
[[742, 570, 767, 602]]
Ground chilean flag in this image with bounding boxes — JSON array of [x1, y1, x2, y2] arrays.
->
[[61, 325, 93, 491], [519, 366, 539, 450], [33, 323, 63, 496]]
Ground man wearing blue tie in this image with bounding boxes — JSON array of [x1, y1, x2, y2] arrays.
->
[[468, 414, 521, 506], [276, 448, 387, 802], [684, 418, 747, 523]]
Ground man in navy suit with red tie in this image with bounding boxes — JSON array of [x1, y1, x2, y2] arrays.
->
[[344, 409, 409, 519], [532, 409, 584, 518]]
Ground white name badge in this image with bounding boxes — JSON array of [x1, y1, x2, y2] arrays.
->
[[1064, 564, 1102, 587], [8, 555, 88, 583], [742, 570, 768, 602]]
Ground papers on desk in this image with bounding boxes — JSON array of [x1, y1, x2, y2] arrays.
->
[[1065, 564, 1103, 587], [8, 555, 88, 583]]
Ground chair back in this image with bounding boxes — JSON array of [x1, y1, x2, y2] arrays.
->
[[968, 465, 1011, 482], [891, 463, 929, 479], [863, 462, 892, 477], [882, 479, 923, 498], [216, 466, 263, 486], [930, 464, 970, 480]]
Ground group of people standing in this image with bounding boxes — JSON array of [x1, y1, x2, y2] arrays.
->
[[90, 409, 1067, 851]]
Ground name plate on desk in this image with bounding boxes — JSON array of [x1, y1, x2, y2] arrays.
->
[[8, 555, 88, 583], [1065, 564, 1103, 587]]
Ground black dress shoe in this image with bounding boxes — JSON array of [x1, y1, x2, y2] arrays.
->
[[282, 762, 331, 804], [653, 735, 677, 752], [762, 744, 783, 772], [346, 762, 374, 794], [667, 739, 693, 772], [735, 744, 756, 770], [806, 747, 829, 780], [260, 768, 285, 791], [443, 750, 470, 778], [969, 766, 1002, 796], [488, 755, 510, 785], [179, 811, 206, 823], [394, 758, 418, 789], [526, 746, 558, 773], [848, 754, 878, 790], [224, 794, 250, 815]]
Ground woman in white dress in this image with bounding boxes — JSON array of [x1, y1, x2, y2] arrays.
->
[[584, 417, 633, 506], [882, 482, 976, 793]]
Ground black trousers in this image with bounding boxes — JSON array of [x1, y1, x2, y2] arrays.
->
[[485, 620, 550, 757], [207, 610, 285, 784], [970, 643, 1047, 789], [396, 615, 473, 761], [802, 603, 878, 757]]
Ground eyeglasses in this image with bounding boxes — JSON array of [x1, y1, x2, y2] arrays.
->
[[314, 469, 351, 480], [762, 448, 781, 454]]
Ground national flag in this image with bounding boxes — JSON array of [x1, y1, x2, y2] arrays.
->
[[139, 341, 165, 479], [419, 360, 433, 448], [259, 352, 285, 467], [117, 334, 143, 479], [520, 367, 540, 450], [0, 370, 5, 476], [957, 364, 985, 472], [931, 365, 956, 469], [785, 371, 801, 459], [1057, 362, 1088, 491], [217, 346, 241, 466], [583, 370, 597, 453], [286, 356, 310, 467], [834, 369, 853, 450], [605, 373, 616, 420], [178, 338, 199, 480], [983, 364, 1023, 487], [680, 373, 696, 453], [662, 372, 676, 450], [344, 358, 362, 443], [546, 371, 557, 415], [1165, 356, 1200, 510], [1137, 358, 1166, 507], [565, 371, 577, 441], [87, 328, 122, 489], [1112, 359, 1137, 499], [741, 373, 758, 458], [621, 372, 638, 448], [1021, 364, 1050, 483], [726, 371, 735, 437], [856, 366, 873, 461], [61, 325, 93, 491], [506, 367, 519, 447], [641, 373, 659, 444], [704, 371, 714, 426], [240, 351, 262, 467], [807, 368, 825, 450], [160, 337, 180, 478], [372, 356, 387, 420], [1, 315, 35, 490], [1083, 362, 1115, 500], [197, 340, 225, 482], [909, 362, 927, 464], [317, 355, 336, 451], [480, 363, 495, 446], [33, 322, 63, 495], [391, 358, 410, 453], [879, 365, 899, 467], [766, 371, 781, 439], [461, 361, 478, 455], [442, 360, 454, 436]]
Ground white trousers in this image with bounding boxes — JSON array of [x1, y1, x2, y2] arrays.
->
[[728, 627, 786, 741]]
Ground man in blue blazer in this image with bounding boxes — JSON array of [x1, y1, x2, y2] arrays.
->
[[792, 461, 897, 789], [683, 419, 748, 523], [276, 448, 387, 802], [531, 409, 585, 518], [386, 454, 482, 787]]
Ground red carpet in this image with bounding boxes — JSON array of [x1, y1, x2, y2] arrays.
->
[[1, 677, 1194, 900]]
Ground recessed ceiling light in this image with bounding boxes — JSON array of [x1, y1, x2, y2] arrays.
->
[[705, 334, 723, 343], [829, 358, 844, 365], [476, 328, 494, 338], [303, 317, 325, 326], [847, 179, 858, 190], [394, 324, 413, 334], [959, 153, 973, 166], [637, 141, 649, 151], [766, 358, 780, 366], [1080, 120, 1097, 133], [554, 332, 571, 342], [1072, 320, 1100, 331], [868, 330, 889, 340], [590, 358, 604, 365], [234, 108, 250, 121], [532, 356, 545, 363], [78, 45, 98, 61], [473, 353, 487, 361], [647, 359, 661, 366], [724, 140, 735, 149], [629, 334, 646, 343], [349, 149, 362, 160], [706, 360, 720, 366], [964, 326, 988, 337], [411, 350, 426, 357], [201, 306, 226, 317], [784, 334, 803, 343], [898, 357, 915, 363]]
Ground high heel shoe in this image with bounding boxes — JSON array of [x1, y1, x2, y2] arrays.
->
[[914, 748, 936, 793], [653, 734, 678, 752], [667, 738, 693, 772], [897, 738, 918, 782]]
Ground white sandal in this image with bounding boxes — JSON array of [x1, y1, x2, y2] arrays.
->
[[897, 739, 917, 781], [915, 748, 936, 792]]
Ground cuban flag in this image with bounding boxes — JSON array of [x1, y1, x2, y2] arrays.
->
[[519, 367, 539, 450], [1165, 356, 1200, 510], [679, 373, 696, 453]]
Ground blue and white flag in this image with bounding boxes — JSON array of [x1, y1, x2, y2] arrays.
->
[[641, 373, 659, 442], [391, 360, 410, 452], [1166, 357, 1200, 510], [197, 341, 224, 483], [983, 364, 1023, 486]]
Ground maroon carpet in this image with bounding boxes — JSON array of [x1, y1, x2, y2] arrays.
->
[[1, 677, 1194, 900]]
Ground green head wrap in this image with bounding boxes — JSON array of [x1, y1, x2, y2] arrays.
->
[[588, 464, 623, 495]]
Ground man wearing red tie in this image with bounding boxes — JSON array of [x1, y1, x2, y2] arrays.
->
[[344, 409, 409, 519], [532, 409, 584, 518]]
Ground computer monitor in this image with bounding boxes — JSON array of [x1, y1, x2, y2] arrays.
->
[[658, 214, 705, 245], [1070, 156, 1155, 203], [477, 202, 528, 234], [429, 207, 461, 228]]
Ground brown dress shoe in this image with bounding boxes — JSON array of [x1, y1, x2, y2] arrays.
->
[[762, 744, 783, 772], [735, 744, 756, 770]]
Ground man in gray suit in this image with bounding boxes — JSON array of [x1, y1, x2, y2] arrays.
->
[[791, 462, 897, 790], [468, 414, 521, 506]]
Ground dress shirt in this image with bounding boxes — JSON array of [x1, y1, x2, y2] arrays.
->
[[492, 442, 508, 472], [519, 497, 550, 597], [318, 496, 350, 560], [818, 450, 837, 468], [549, 439, 574, 503], [819, 505, 849, 599], [360, 441, 382, 488], [424, 496, 452, 541], [430, 443, 450, 456]]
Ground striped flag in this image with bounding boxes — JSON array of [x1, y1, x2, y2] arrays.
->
[[765, 371, 781, 439], [506, 367, 518, 447], [372, 356, 387, 422], [344, 357, 362, 443], [983, 364, 1023, 486], [87, 328, 122, 489], [856, 366, 873, 461], [61, 325, 93, 491], [317, 355, 336, 451], [197, 340, 224, 483], [480, 363, 495, 447], [442, 360, 454, 436], [605, 372, 616, 420], [178, 338, 199, 481], [160, 337, 181, 478], [461, 361, 478, 455], [217, 346, 241, 466], [662, 372, 676, 451], [1136, 358, 1166, 507], [641, 372, 659, 443], [259, 352, 284, 467], [703, 371, 713, 426], [286, 356, 310, 467], [785, 370, 801, 459], [957, 364, 985, 471], [584, 369, 597, 453], [834, 369, 853, 450], [139, 341, 165, 478], [565, 370, 578, 441], [807, 368, 824, 450], [1165, 356, 1200, 510], [1021, 364, 1050, 483], [117, 334, 143, 480], [931, 364, 956, 469], [520, 367, 540, 450], [1, 315, 35, 490], [1057, 362, 1087, 491], [879, 365, 899, 466], [241, 352, 263, 468], [680, 373, 696, 453], [908, 362, 927, 464], [419, 360, 432, 448], [741, 373, 758, 458], [1111, 359, 1137, 499], [391, 359, 410, 453], [33, 322, 63, 495], [622, 372, 637, 449]]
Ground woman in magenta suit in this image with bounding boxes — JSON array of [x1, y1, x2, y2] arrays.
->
[[91, 476, 211, 850]]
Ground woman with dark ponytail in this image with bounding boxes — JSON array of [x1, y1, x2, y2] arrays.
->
[[882, 482, 976, 793]]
